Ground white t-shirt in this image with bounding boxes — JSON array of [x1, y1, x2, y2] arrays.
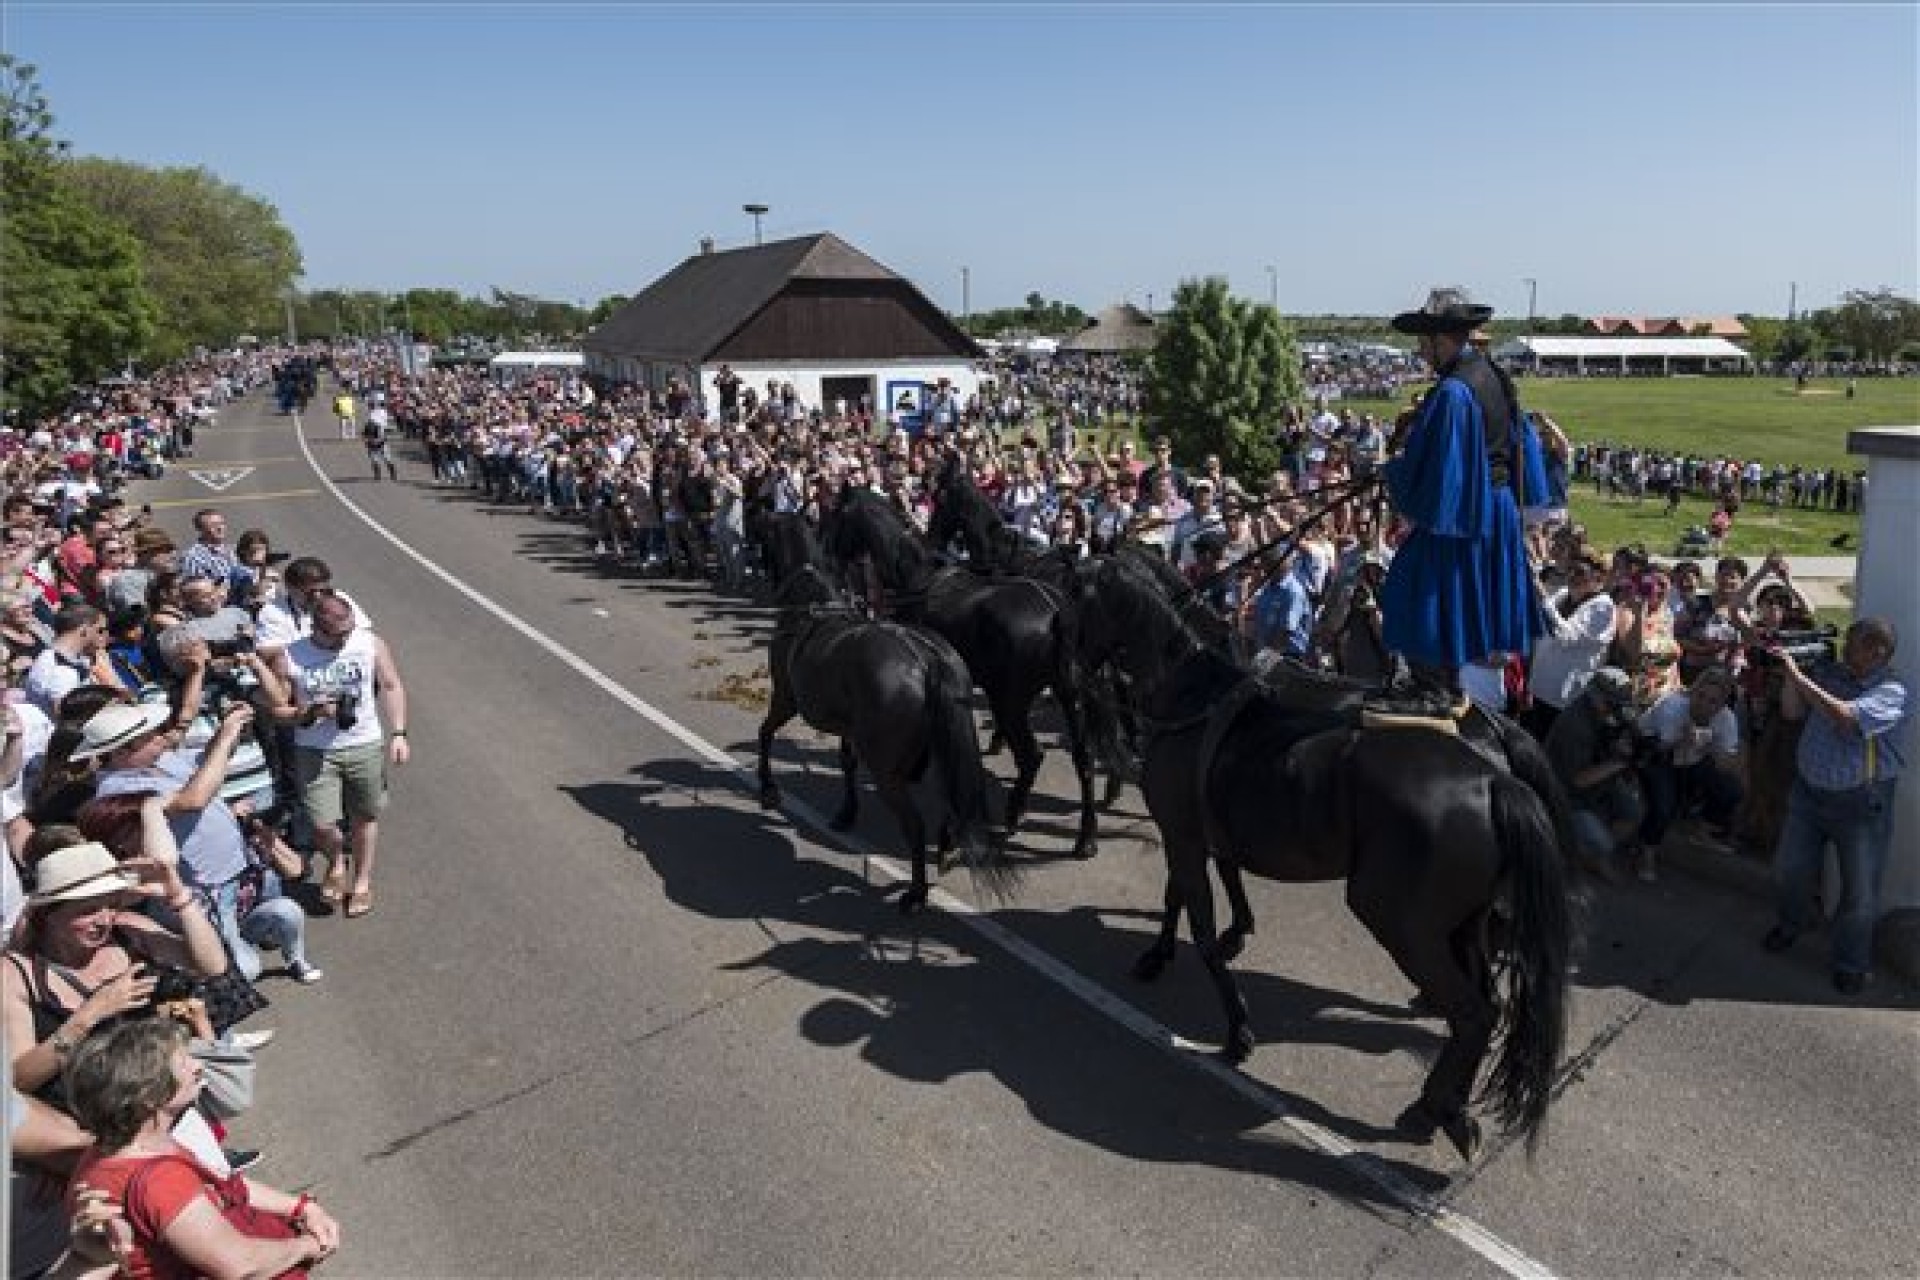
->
[[1, 701, 54, 824], [1639, 689, 1739, 768], [254, 589, 372, 653], [284, 628, 385, 752]]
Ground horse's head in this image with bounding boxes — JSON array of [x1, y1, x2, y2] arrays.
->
[[1075, 554, 1199, 692], [759, 512, 819, 589]]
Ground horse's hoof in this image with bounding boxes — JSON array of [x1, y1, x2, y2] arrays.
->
[[898, 888, 928, 915], [1443, 1113, 1483, 1163], [828, 808, 856, 832], [1395, 1100, 1441, 1142], [758, 785, 781, 810], [1220, 1026, 1255, 1065], [1100, 778, 1126, 809], [1132, 948, 1171, 983], [1070, 839, 1097, 861], [1217, 932, 1248, 965]]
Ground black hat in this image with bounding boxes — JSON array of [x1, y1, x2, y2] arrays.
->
[[1391, 287, 1493, 336]]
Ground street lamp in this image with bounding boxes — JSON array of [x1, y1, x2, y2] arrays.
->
[[961, 265, 971, 333], [1523, 277, 1538, 329], [282, 289, 299, 346], [1265, 265, 1278, 310], [743, 203, 769, 246]]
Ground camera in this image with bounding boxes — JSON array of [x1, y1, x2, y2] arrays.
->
[[149, 967, 198, 1007], [333, 691, 359, 730], [1745, 625, 1838, 670], [206, 631, 255, 660]]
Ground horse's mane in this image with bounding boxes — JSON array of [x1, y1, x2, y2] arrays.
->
[[836, 488, 936, 589]]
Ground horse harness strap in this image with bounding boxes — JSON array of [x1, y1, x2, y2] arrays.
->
[[1194, 675, 1267, 857], [1360, 706, 1464, 736]]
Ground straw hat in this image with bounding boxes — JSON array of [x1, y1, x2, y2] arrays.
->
[[71, 702, 173, 761], [27, 842, 139, 906]]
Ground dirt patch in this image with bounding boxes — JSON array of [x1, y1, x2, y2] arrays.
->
[[699, 667, 771, 713]]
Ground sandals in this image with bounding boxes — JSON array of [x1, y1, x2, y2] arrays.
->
[[319, 871, 346, 905], [345, 888, 374, 919]]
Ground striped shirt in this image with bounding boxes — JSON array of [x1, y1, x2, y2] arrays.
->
[[1795, 661, 1909, 792]]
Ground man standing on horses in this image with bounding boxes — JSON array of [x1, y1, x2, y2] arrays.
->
[[1372, 288, 1541, 714]]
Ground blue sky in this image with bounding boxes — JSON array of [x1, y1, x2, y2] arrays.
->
[[8, 2, 1916, 319]]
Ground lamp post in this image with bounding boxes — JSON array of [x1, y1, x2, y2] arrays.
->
[[743, 203, 769, 246], [282, 289, 299, 346], [1265, 265, 1278, 310], [961, 265, 971, 333], [1523, 277, 1537, 330]]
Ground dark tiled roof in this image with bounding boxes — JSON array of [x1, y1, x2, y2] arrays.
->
[[584, 233, 929, 364]]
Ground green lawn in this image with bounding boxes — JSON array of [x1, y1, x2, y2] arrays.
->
[[1340, 373, 1920, 558]]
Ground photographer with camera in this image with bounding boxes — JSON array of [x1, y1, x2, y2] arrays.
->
[[1761, 617, 1911, 994], [1544, 666, 1647, 882], [271, 594, 408, 919], [1633, 666, 1745, 875]]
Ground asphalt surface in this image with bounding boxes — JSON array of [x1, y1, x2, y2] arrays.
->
[[140, 393, 1920, 1278]]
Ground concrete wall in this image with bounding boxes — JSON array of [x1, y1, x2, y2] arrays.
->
[[1848, 427, 1920, 919]]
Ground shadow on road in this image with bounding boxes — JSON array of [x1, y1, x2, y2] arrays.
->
[[558, 757, 1457, 1211]]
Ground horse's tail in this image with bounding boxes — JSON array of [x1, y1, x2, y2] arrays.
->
[[1484, 772, 1572, 1155], [1487, 714, 1582, 892], [925, 644, 1020, 903]]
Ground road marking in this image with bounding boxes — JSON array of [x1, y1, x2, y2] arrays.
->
[[148, 488, 320, 510], [286, 409, 1557, 1280], [187, 466, 256, 491]]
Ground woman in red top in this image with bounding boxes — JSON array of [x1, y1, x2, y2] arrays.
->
[[65, 1018, 342, 1279]]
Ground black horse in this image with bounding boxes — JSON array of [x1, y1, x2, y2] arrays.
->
[[1073, 552, 1573, 1158], [927, 460, 1085, 591], [825, 487, 1102, 861], [755, 512, 1014, 912]]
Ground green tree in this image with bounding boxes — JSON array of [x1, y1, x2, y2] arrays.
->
[[63, 157, 302, 361], [0, 56, 155, 419], [1143, 277, 1302, 484], [1811, 289, 1920, 365]]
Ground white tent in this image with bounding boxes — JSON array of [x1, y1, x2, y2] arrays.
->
[[489, 351, 584, 371], [1495, 336, 1752, 374]]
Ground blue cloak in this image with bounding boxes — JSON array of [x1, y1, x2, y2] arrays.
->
[[1379, 378, 1540, 669]]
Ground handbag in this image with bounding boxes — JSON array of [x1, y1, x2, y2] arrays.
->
[[124, 1153, 307, 1279], [188, 1037, 257, 1120]]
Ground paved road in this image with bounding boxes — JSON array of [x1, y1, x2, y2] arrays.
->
[[141, 394, 1919, 1277]]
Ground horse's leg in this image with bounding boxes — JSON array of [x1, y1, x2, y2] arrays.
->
[[875, 774, 931, 914], [1055, 685, 1100, 860], [756, 692, 797, 809], [1132, 876, 1183, 982], [1375, 918, 1497, 1162], [996, 695, 1044, 835], [1184, 859, 1255, 1063], [1216, 862, 1257, 964], [829, 738, 859, 831]]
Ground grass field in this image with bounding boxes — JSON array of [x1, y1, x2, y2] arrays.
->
[[1340, 373, 1920, 558]]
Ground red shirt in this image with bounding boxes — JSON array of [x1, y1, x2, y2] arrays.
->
[[68, 1148, 213, 1280]]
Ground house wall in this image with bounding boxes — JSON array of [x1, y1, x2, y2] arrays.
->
[[697, 359, 981, 421]]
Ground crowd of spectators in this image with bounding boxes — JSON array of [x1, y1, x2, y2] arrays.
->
[[1574, 442, 1867, 514], [333, 344, 1859, 900], [4, 352, 409, 1277]]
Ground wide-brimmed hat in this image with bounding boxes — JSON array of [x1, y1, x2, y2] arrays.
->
[[71, 702, 173, 761], [28, 842, 140, 906], [1391, 287, 1493, 336]]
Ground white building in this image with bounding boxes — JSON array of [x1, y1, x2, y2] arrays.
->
[[582, 233, 982, 427]]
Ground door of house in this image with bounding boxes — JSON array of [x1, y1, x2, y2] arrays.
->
[[820, 375, 875, 421]]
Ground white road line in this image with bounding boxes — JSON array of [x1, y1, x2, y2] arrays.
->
[[287, 409, 1557, 1280]]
